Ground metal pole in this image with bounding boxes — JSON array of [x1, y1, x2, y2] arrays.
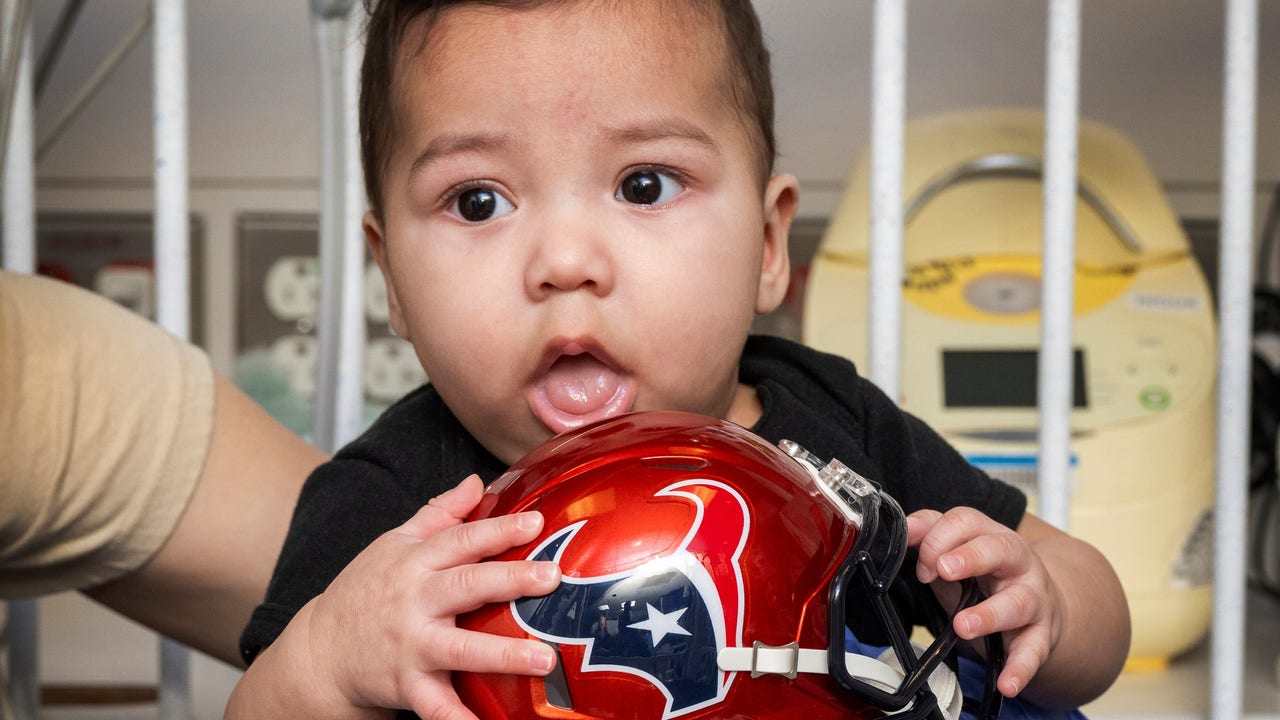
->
[[310, 0, 361, 453], [867, 0, 906, 401], [1037, 0, 1080, 532], [3, 600, 38, 720], [37, 6, 152, 162], [158, 640, 190, 720], [33, 0, 87, 103], [153, 0, 192, 717], [3, 18, 33, 274], [0, 0, 31, 176], [153, 0, 189, 340], [1212, 1, 1258, 718], [2, 27, 39, 720], [339, 3, 368, 447]]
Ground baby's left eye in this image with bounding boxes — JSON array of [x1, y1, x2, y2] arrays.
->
[[616, 169, 684, 207]]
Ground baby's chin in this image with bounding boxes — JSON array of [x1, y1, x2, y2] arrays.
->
[[483, 427, 553, 468], [484, 412, 611, 468]]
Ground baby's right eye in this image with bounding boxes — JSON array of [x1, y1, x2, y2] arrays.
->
[[449, 186, 515, 223]]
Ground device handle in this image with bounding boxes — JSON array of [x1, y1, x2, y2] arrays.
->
[[903, 152, 1143, 255]]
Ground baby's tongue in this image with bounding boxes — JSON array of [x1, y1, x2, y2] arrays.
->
[[542, 354, 621, 415], [530, 353, 636, 434]]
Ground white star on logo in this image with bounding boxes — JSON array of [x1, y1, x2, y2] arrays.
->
[[627, 603, 692, 647]]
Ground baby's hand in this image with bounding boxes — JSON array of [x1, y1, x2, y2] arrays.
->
[[906, 508, 1062, 699], [306, 474, 561, 719]]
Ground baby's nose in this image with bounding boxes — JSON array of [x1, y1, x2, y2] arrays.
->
[[525, 210, 615, 299]]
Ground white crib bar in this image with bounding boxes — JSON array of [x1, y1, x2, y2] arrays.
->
[[1212, 2, 1258, 719], [0, 0, 30, 178], [2, 19, 38, 720], [158, 639, 190, 720], [339, 4, 367, 448], [3, 600, 37, 720], [310, 0, 364, 453], [867, 0, 907, 399], [3, 10, 32, 274], [153, 0, 193, 717], [154, 0, 189, 342], [1037, 0, 1081, 532]]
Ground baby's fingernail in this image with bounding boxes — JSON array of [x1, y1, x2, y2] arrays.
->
[[531, 645, 556, 672], [939, 556, 959, 578], [535, 562, 560, 583], [1003, 677, 1020, 696], [916, 564, 934, 584], [516, 512, 543, 532]]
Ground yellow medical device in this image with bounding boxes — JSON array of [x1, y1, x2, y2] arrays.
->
[[804, 108, 1216, 668]]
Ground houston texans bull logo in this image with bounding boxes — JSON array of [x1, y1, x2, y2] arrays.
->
[[511, 479, 750, 719]]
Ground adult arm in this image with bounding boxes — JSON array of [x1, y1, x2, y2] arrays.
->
[[0, 271, 325, 667], [86, 374, 326, 667]]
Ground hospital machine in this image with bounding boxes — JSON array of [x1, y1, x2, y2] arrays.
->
[[804, 108, 1217, 668]]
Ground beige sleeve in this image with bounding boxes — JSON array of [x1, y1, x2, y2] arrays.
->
[[0, 270, 214, 598]]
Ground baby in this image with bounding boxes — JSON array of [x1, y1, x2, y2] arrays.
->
[[229, 2, 1130, 718]]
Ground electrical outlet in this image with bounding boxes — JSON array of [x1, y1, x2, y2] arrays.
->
[[93, 263, 155, 320], [264, 256, 320, 321], [364, 337, 426, 403], [364, 262, 390, 325], [270, 334, 318, 398]]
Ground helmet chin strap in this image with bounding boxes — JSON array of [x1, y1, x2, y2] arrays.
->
[[717, 641, 963, 720]]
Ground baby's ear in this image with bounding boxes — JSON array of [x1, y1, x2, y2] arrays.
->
[[755, 173, 800, 315], [364, 211, 410, 341]]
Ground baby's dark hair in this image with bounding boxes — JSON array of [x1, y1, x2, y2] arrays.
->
[[359, 0, 777, 220]]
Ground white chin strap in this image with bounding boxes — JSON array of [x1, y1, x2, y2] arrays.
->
[[717, 641, 963, 720]]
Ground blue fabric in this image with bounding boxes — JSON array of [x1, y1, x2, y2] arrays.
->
[[845, 629, 1088, 720]]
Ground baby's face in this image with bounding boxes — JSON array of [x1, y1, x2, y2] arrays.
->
[[367, 0, 797, 465]]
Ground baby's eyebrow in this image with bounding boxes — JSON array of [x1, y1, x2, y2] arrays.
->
[[408, 132, 512, 176], [602, 118, 720, 154]]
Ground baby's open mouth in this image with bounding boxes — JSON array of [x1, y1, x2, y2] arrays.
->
[[528, 352, 636, 434]]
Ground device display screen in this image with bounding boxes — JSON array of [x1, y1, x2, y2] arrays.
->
[[942, 349, 1087, 408]]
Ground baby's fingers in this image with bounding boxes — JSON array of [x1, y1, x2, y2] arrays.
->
[[401, 475, 486, 539], [403, 630, 556, 720], [913, 507, 1003, 583], [934, 531, 1031, 583], [403, 682, 479, 720], [424, 512, 548, 570], [430, 627, 557, 677], [994, 625, 1053, 698], [906, 509, 942, 546], [953, 582, 1043, 639], [429, 560, 561, 616]]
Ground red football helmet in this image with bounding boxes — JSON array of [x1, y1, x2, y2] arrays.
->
[[456, 411, 1002, 720]]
